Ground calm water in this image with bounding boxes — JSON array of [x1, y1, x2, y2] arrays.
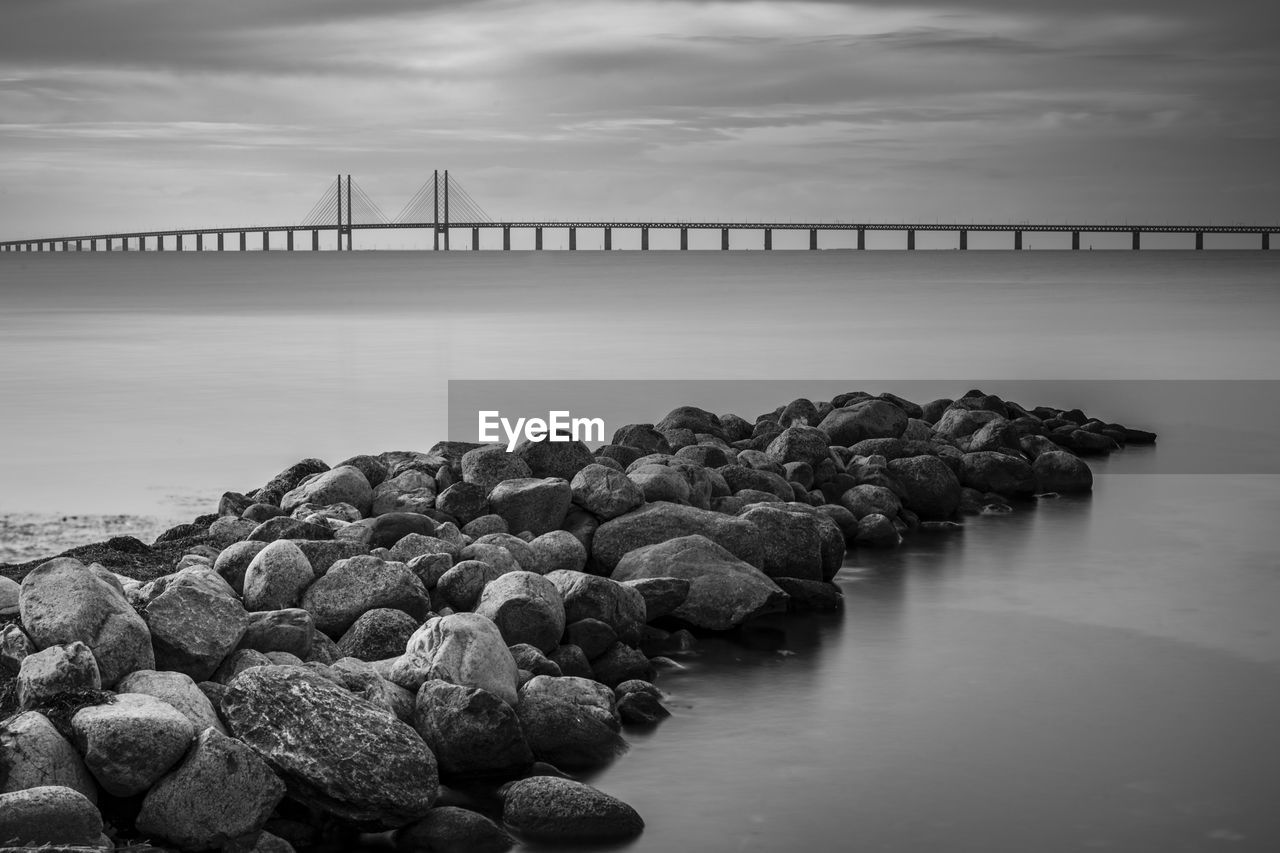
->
[[3, 250, 1280, 851]]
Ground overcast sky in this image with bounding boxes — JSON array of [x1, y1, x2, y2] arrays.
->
[[2, 0, 1277, 237]]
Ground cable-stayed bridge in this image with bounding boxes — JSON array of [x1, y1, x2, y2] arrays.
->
[[2, 172, 1276, 252]]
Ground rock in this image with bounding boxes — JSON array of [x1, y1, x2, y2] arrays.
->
[[407, 552, 454, 589], [214, 648, 273, 684], [144, 575, 249, 682], [460, 541, 521, 575], [545, 570, 646, 640], [933, 407, 1002, 440], [247, 516, 335, 543], [959, 451, 1037, 497], [474, 572, 566, 654], [396, 806, 514, 853], [372, 470, 438, 517], [526, 530, 587, 575], [242, 540, 315, 612], [412, 680, 532, 778], [395, 613, 520, 705], [840, 483, 902, 520], [341, 512, 437, 550], [70, 692, 196, 796], [656, 406, 725, 441], [569, 463, 645, 521], [717, 464, 794, 501], [0, 712, 98, 802], [507, 644, 561, 677], [435, 482, 489, 526], [222, 665, 437, 827], [765, 426, 832, 470], [116, 669, 227, 736], [1, 623, 35, 677], [774, 577, 844, 611], [737, 504, 825, 582], [461, 446, 532, 495], [626, 463, 690, 504], [488, 478, 572, 537], [502, 776, 643, 841], [301, 555, 431, 637], [296, 540, 370, 576], [255, 458, 330, 506], [213, 540, 268, 594], [435, 560, 503, 612], [887, 455, 962, 521], [611, 535, 787, 631], [590, 642, 655, 688], [619, 577, 690, 622], [0, 576, 19, 618], [515, 676, 623, 769], [855, 513, 901, 548], [329, 658, 414, 721], [461, 514, 507, 538], [565, 618, 617, 660], [0, 785, 103, 848], [281, 466, 373, 517], [207, 516, 258, 547], [591, 502, 762, 573], [239, 609, 315, 659], [137, 728, 286, 851], [337, 454, 390, 489], [967, 417, 1022, 453], [818, 399, 908, 445], [616, 690, 670, 725], [1032, 450, 1093, 493], [16, 642, 101, 710], [243, 502, 286, 523], [611, 424, 672, 455], [19, 557, 154, 687], [511, 436, 595, 482], [338, 608, 419, 662], [815, 503, 858, 540], [547, 644, 593, 680]]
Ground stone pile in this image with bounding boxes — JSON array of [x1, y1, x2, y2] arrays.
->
[[0, 389, 1152, 851]]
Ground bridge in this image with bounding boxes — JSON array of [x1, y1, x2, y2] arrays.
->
[[2, 172, 1276, 252]]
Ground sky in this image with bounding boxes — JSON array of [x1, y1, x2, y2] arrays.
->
[[1, 0, 1278, 238]]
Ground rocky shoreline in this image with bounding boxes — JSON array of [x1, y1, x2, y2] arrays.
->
[[0, 389, 1153, 852]]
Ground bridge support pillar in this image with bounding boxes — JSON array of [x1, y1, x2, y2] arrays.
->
[[240, 232, 246, 251], [468, 227, 477, 250], [722, 228, 729, 250], [1014, 230, 1022, 250], [857, 228, 865, 250], [504, 227, 512, 251], [1196, 231, 1204, 250], [261, 231, 269, 251], [217, 233, 224, 251], [76, 240, 83, 252], [764, 228, 772, 250], [312, 230, 319, 251], [1072, 231, 1080, 250], [105, 240, 111, 252], [177, 234, 184, 251], [287, 231, 294, 251], [1132, 230, 1140, 250], [195, 234, 202, 252], [680, 228, 688, 250], [960, 230, 968, 250], [604, 227, 611, 251], [61, 240, 67, 251], [433, 227, 439, 251], [569, 227, 576, 251], [153, 235, 160, 252], [1264, 232, 1271, 250], [907, 230, 915, 250], [535, 227, 543, 251], [641, 227, 649, 250], [809, 228, 818, 250]]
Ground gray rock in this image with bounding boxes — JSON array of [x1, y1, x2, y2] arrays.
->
[[619, 577, 690, 622], [208, 516, 259, 547], [515, 676, 623, 769], [222, 665, 437, 827], [116, 669, 227, 736], [247, 516, 336, 543], [214, 648, 273, 684], [547, 644, 593, 680], [255, 458, 330, 507], [529, 530, 588, 575], [736, 504, 825, 582], [933, 407, 1002, 440], [396, 806, 514, 853], [590, 642, 655, 688], [337, 608, 419, 662], [474, 572, 566, 654], [435, 482, 490, 526], [545, 570, 646, 639], [461, 445, 532, 495], [213, 540, 269, 595], [460, 541, 521, 575], [295, 540, 370, 576], [513, 437, 595, 481], [1032, 450, 1093, 493], [959, 451, 1036, 496], [395, 613, 520, 705], [774, 577, 845, 611], [489, 478, 573, 537], [0, 785, 103, 848], [434, 559, 502, 612], [502, 776, 643, 841], [855, 513, 901, 547], [243, 540, 316, 612], [462, 514, 509, 538], [371, 470, 438, 517], [611, 535, 787, 631], [17, 641, 101, 711], [412, 680, 532, 778], [338, 512, 437, 550], [239, 609, 315, 659], [565, 618, 616, 660], [1, 574, 23, 618], [19, 557, 154, 687], [300, 555, 431, 637], [765, 425, 832, 470], [137, 727, 285, 851], [887, 455, 962, 520], [144, 574, 249, 681], [70, 692, 196, 796], [591, 502, 762, 573], [337, 453, 389, 489], [0, 712, 97, 802], [1, 623, 35, 677], [818, 399, 908, 445], [507, 644, 562, 677], [840, 483, 903, 520], [281, 465, 373, 517], [626, 464, 690, 504]]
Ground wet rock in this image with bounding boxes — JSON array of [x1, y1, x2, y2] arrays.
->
[[545, 570, 646, 640], [395, 805, 514, 853], [394, 613, 520, 705], [547, 644, 593, 680], [338, 608, 420, 662], [489, 478, 573, 537], [16, 641, 101, 710], [222, 665, 437, 827], [19, 557, 154, 687], [616, 689, 670, 725], [774, 577, 844, 612], [0, 712, 98, 802], [589, 642, 655, 688], [887, 455, 962, 521], [137, 727, 285, 851], [117, 669, 227, 736], [611, 535, 787, 631], [502, 776, 643, 841], [412, 680, 532, 778], [737, 504, 825, 582], [959, 451, 1036, 497], [839, 483, 902, 520], [618, 577, 690, 622], [474, 572, 566, 654], [1032, 450, 1093, 493], [301, 555, 430, 637], [515, 675, 623, 769], [592, 502, 762, 573], [0, 785, 103, 848], [71, 692, 196, 796], [855, 513, 901, 548]]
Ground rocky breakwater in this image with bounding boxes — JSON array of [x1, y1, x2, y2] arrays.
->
[[0, 389, 1153, 852]]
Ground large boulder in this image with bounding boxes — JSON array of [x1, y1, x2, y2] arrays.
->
[[958, 451, 1036, 496], [514, 437, 596, 481], [242, 540, 316, 612], [0, 785, 103, 849], [765, 426, 832, 470], [70, 693, 196, 796], [461, 446, 533, 495], [213, 540, 269, 595], [619, 577, 691, 622], [717, 464, 794, 502], [19, 557, 154, 687], [529, 530, 588, 575], [839, 484, 902, 521], [116, 669, 227, 736], [255, 458, 329, 506], [239, 609, 315, 659], [337, 608, 420, 662], [221, 665, 437, 827], [887, 455, 962, 521], [488, 478, 572, 537], [818, 400, 908, 445], [1032, 450, 1093, 493], [569, 464, 645, 521], [144, 574, 249, 681], [656, 406, 725, 441], [0, 575, 22, 618], [394, 613, 521, 706], [591, 502, 762, 573], [933, 407, 1002, 440], [339, 512, 437, 550], [474, 572, 566, 654], [300, 555, 431, 637], [396, 806, 514, 853], [137, 728, 286, 851], [545, 570, 646, 638], [281, 465, 373, 517], [371, 470, 438, 516], [412, 680, 532, 778], [16, 641, 100, 710], [611, 535, 787, 631], [435, 482, 490, 526], [736, 504, 825, 582], [0, 712, 98, 802], [502, 776, 643, 841], [515, 675, 623, 769]]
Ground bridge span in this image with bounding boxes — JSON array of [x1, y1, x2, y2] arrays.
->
[[3, 173, 1275, 252]]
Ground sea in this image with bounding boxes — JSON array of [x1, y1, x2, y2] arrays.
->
[[2, 249, 1279, 852]]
